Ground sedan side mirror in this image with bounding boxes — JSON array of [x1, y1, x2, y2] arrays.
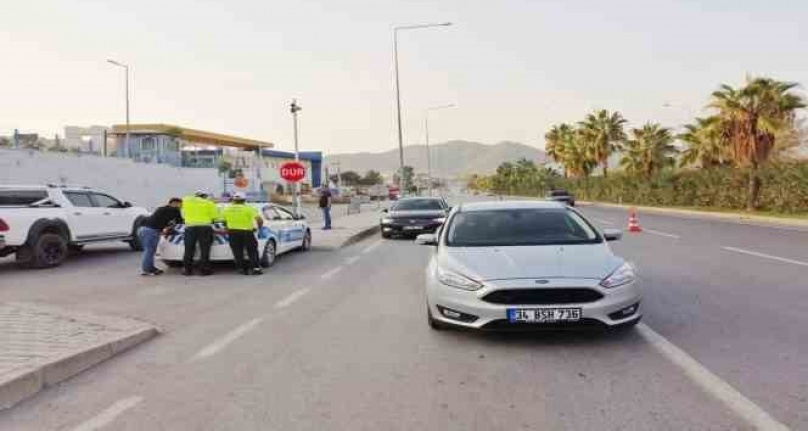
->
[[294, 214, 306, 220], [381, 208, 388, 213], [602, 228, 623, 241], [122, 201, 132, 208], [415, 234, 438, 246]]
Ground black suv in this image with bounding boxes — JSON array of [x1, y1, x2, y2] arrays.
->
[[545, 189, 575, 206], [380, 197, 450, 238]]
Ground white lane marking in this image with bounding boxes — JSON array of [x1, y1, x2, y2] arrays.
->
[[361, 239, 384, 254], [274, 288, 309, 309], [71, 396, 144, 431], [637, 324, 790, 431], [191, 317, 264, 361], [721, 246, 808, 267], [345, 256, 361, 265], [643, 228, 680, 239], [319, 266, 344, 280], [593, 218, 614, 225]]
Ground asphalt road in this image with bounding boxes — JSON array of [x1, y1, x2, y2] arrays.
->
[[0, 199, 805, 430]]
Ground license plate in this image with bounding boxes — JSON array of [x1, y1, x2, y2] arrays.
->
[[403, 226, 423, 230], [507, 308, 582, 323]]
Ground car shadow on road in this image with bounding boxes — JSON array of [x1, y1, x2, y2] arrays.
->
[[0, 246, 135, 274], [441, 325, 643, 350]]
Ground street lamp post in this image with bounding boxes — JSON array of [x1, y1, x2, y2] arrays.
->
[[424, 103, 455, 196], [290, 99, 302, 217], [392, 22, 452, 195], [107, 59, 130, 158]]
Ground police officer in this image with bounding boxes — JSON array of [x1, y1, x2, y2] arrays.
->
[[223, 192, 264, 275], [181, 190, 218, 276]]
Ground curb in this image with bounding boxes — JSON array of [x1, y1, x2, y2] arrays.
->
[[579, 201, 808, 228], [340, 224, 381, 248], [0, 324, 159, 410], [311, 224, 381, 251]]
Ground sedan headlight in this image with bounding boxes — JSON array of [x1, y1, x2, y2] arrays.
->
[[437, 266, 483, 291], [600, 262, 636, 288], [381, 217, 394, 224]]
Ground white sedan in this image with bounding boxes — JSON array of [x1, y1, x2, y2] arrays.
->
[[417, 200, 641, 331], [157, 203, 311, 268]]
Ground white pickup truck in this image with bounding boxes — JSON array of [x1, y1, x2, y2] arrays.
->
[[0, 185, 149, 268]]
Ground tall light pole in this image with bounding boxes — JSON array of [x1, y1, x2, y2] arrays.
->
[[107, 59, 130, 158], [290, 99, 302, 217], [424, 103, 455, 196], [393, 21, 452, 195]]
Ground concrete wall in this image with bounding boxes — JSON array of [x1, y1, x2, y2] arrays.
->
[[0, 149, 222, 209]]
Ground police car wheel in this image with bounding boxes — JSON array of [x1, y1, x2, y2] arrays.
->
[[299, 230, 312, 251], [260, 240, 276, 268]]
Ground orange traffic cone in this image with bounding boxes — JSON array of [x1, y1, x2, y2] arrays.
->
[[627, 208, 643, 233]]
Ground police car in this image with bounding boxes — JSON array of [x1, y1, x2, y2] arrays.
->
[[156, 203, 311, 268]]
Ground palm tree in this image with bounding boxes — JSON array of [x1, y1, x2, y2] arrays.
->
[[709, 77, 806, 209], [679, 116, 727, 168], [579, 110, 627, 177], [544, 124, 569, 178], [562, 128, 596, 178], [620, 123, 677, 179]]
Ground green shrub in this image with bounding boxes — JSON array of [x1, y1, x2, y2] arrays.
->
[[548, 162, 808, 213]]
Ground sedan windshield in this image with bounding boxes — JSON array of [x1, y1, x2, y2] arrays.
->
[[393, 199, 444, 211], [446, 209, 600, 247]]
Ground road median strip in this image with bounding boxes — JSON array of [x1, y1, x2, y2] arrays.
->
[[580, 201, 808, 229]]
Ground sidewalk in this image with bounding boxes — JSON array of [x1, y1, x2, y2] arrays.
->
[[310, 206, 386, 250], [0, 303, 159, 409]]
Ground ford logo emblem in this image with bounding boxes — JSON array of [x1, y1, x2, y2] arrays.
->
[[535, 280, 549, 284]]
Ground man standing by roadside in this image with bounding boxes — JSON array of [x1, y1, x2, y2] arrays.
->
[[319, 185, 332, 230], [181, 191, 218, 276], [223, 192, 264, 275], [138, 197, 182, 276]]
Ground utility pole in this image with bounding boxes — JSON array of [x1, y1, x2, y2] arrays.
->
[[424, 103, 455, 196], [392, 22, 453, 196], [290, 99, 302, 217], [107, 59, 131, 158]]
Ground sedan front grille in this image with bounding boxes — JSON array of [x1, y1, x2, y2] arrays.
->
[[482, 288, 603, 305]]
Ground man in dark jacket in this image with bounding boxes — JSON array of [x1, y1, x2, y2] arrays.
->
[[319, 186, 332, 230], [138, 197, 182, 275]]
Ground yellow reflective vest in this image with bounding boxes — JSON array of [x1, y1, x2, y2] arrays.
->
[[182, 196, 218, 226], [223, 203, 259, 230]]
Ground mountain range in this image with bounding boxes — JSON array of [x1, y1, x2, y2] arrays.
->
[[326, 140, 546, 178]]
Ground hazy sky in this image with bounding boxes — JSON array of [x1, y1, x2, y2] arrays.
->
[[2, 0, 807, 155]]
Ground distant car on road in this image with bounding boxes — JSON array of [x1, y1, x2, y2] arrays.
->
[[546, 189, 575, 206], [0, 185, 148, 268], [380, 197, 450, 239], [157, 203, 311, 268], [416, 200, 640, 331]]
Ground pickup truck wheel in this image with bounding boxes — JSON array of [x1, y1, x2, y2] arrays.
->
[[127, 218, 146, 251], [20, 233, 68, 269]]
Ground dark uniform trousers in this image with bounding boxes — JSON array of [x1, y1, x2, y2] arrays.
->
[[228, 229, 260, 271], [183, 225, 214, 271]]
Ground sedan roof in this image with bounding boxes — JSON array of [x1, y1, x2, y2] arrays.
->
[[458, 200, 566, 212]]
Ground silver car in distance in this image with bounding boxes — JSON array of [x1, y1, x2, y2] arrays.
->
[[416, 201, 641, 331]]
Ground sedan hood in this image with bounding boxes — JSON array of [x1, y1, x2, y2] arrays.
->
[[439, 244, 622, 281], [389, 210, 445, 219]]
